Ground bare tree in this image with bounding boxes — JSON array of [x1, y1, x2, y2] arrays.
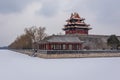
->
[[24, 26, 37, 43], [36, 27, 47, 42], [9, 26, 47, 49], [8, 34, 32, 49]]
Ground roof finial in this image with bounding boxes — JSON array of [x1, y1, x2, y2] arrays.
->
[[70, 13, 74, 18]]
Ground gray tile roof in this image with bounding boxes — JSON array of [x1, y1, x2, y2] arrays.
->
[[46, 36, 83, 43]]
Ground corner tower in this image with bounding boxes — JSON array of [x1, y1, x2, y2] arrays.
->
[[63, 12, 92, 35]]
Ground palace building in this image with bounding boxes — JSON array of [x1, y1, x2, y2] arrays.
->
[[35, 12, 120, 50], [36, 12, 90, 50]]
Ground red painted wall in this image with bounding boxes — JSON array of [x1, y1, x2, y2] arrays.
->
[[65, 29, 88, 35]]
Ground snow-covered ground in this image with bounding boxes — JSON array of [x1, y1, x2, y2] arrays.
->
[[0, 50, 120, 80]]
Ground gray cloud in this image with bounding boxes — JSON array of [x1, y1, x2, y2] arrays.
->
[[37, 0, 60, 17], [0, 0, 61, 17], [0, 0, 120, 20], [0, 0, 37, 13], [86, 0, 120, 25]]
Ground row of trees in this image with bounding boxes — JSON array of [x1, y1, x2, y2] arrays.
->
[[107, 35, 120, 50], [9, 26, 47, 49]]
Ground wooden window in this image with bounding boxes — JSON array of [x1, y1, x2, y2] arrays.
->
[[69, 44, 72, 50], [63, 44, 66, 50]]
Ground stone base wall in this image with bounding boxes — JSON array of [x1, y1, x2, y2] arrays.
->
[[36, 53, 120, 59], [13, 49, 120, 59]]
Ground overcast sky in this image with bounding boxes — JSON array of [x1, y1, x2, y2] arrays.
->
[[0, 0, 120, 47]]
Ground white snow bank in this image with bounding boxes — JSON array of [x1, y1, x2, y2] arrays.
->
[[0, 50, 120, 80]]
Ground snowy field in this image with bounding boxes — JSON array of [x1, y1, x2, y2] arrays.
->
[[0, 50, 120, 80]]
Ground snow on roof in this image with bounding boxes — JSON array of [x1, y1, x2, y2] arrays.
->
[[46, 36, 83, 43]]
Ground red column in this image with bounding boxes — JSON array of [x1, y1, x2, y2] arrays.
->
[[47, 43, 51, 50], [66, 44, 69, 50], [44, 44, 46, 50], [72, 44, 74, 50], [79, 44, 82, 50]]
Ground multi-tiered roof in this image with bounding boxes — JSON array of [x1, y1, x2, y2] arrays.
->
[[63, 12, 92, 35]]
